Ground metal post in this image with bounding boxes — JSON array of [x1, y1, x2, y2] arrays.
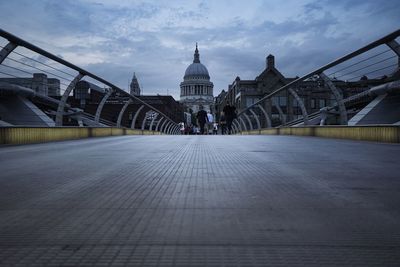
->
[[319, 72, 348, 125], [164, 121, 172, 134], [0, 42, 17, 64], [169, 123, 176, 135], [234, 119, 243, 132], [159, 119, 168, 133], [166, 122, 174, 135], [288, 88, 308, 125], [239, 116, 248, 131], [272, 97, 286, 125], [173, 125, 179, 135], [141, 110, 150, 130], [131, 105, 144, 129], [173, 125, 178, 134], [116, 99, 132, 127], [56, 73, 85, 126], [235, 119, 243, 133], [249, 109, 261, 129], [231, 122, 239, 134], [155, 117, 164, 132], [257, 104, 272, 128], [243, 113, 253, 131], [169, 124, 177, 135], [94, 89, 113, 123], [149, 113, 159, 131]]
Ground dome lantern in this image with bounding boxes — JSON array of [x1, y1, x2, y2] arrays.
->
[[193, 42, 200, 63]]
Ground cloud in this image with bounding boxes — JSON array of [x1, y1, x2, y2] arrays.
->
[[0, 0, 399, 99]]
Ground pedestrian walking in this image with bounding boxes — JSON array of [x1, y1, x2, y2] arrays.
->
[[206, 111, 214, 135], [223, 102, 236, 134], [179, 122, 185, 135], [219, 111, 227, 135], [196, 105, 208, 135], [213, 122, 218, 135]]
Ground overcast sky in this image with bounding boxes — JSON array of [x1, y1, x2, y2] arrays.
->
[[0, 0, 399, 99]]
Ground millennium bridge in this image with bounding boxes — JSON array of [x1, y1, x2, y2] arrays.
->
[[0, 28, 400, 266]]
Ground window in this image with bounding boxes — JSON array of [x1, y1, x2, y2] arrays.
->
[[245, 97, 260, 108], [294, 98, 306, 107], [319, 99, 326, 108], [271, 95, 286, 107], [311, 99, 316, 109], [281, 97, 287, 106], [271, 114, 280, 119]]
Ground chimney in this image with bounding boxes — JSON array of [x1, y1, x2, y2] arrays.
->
[[267, 54, 275, 69]]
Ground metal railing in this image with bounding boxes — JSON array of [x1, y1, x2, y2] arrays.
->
[[228, 29, 400, 133], [0, 28, 181, 134]]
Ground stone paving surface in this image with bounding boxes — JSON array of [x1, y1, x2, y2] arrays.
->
[[0, 135, 400, 266]]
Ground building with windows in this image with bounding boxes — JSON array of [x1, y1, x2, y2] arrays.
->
[[180, 44, 214, 113]]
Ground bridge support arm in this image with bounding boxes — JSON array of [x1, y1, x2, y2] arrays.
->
[[131, 105, 144, 129], [243, 113, 253, 131], [95, 89, 113, 123], [288, 88, 308, 125], [231, 121, 239, 134], [272, 98, 286, 125], [172, 124, 178, 135], [249, 109, 261, 130], [174, 125, 180, 135], [319, 72, 348, 125], [233, 119, 242, 133], [169, 123, 176, 135], [164, 122, 172, 134], [257, 104, 272, 128], [56, 73, 85, 126], [141, 110, 153, 130], [116, 99, 132, 127], [155, 117, 164, 132], [149, 113, 159, 131], [159, 120, 168, 133], [239, 116, 248, 131], [0, 42, 17, 64]]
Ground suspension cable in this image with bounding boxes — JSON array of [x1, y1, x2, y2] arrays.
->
[[327, 48, 393, 76], [5, 57, 74, 82], [347, 63, 398, 81], [0, 44, 76, 78], [0, 64, 72, 88], [335, 55, 397, 79], [0, 70, 20, 78]]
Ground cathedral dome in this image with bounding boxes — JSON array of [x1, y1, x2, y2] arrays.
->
[[184, 62, 209, 78], [183, 43, 210, 79]]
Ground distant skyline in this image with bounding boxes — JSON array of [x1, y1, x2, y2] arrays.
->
[[0, 0, 399, 99]]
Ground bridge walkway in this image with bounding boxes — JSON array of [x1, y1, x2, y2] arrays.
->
[[0, 136, 399, 266]]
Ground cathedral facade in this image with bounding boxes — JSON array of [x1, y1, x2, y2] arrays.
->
[[180, 44, 214, 113]]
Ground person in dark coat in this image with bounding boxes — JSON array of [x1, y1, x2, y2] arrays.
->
[[219, 111, 227, 135], [223, 102, 236, 134], [196, 105, 209, 135]]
